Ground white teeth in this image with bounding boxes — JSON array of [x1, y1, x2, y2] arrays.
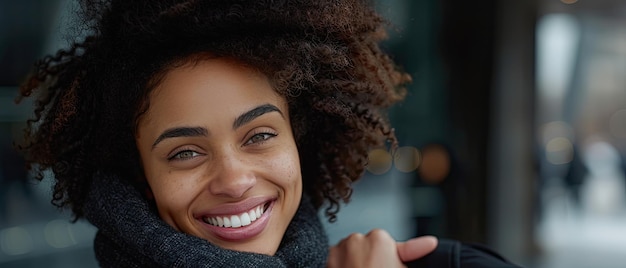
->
[[248, 209, 257, 221], [204, 203, 267, 228], [230, 215, 241, 228], [241, 212, 251, 226]]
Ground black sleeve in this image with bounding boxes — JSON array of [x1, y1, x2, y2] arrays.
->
[[407, 239, 523, 268]]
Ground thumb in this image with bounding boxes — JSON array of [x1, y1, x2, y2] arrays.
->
[[396, 235, 438, 262]]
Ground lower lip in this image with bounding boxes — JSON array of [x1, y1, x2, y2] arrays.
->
[[201, 201, 274, 241]]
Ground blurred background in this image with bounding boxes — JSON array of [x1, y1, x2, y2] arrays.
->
[[2, 0, 626, 267]]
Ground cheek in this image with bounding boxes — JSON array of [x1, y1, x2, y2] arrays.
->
[[270, 148, 302, 187], [148, 170, 202, 213]]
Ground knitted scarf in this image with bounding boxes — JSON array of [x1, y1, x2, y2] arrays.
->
[[83, 172, 329, 267]]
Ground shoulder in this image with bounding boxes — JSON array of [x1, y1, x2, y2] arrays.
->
[[408, 239, 523, 268]]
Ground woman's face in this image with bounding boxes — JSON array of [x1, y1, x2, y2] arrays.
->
[[136, 57, 302, 255]]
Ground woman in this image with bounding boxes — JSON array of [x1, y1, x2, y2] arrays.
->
[[17, 0, 520, 267]]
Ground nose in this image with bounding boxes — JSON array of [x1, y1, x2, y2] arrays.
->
[[208, 151, 256, 198]]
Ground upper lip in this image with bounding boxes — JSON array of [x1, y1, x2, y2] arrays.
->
[[195, 196, 275, 217]]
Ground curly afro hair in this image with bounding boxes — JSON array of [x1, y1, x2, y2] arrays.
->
[[17, 0, 409, 222]]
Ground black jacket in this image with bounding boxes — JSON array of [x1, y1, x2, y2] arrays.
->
[[409, 239, 522, 268]]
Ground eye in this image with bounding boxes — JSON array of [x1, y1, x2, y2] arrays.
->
[[168, 150, 202, 161], [244, 132, 277, 145]]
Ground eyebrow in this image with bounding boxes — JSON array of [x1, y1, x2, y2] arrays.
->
[[152, 127, 208, 149], [151, 104, 283, 149], [232, 103, 283, 130]]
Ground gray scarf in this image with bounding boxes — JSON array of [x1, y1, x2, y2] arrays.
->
[[83, 172, 328, 267]]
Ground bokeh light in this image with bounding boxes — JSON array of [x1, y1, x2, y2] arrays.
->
[[366, 148, 393, 175], [1, 226, 34, 255], [44, 220, 78, 249], [393, 146, 421, 173], [545, 136, 574, 165], [417, 144, 450, 184]]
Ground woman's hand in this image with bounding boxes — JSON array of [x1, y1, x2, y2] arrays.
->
[[327, 229, 438, 268], [396, 234, 438, 262]]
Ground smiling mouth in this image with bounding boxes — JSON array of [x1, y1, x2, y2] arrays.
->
[[202, 202, 270, 228]]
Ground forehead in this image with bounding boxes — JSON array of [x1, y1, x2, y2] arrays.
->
[[139, 57, 288, 128]]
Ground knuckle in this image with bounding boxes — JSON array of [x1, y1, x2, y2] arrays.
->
[[346, 232, 365, 242], [336, 232, 364, 248], [367, 229, 389, 239], [367, 229, 394, 245]]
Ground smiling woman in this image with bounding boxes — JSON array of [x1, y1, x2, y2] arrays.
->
[[136, 57, 302, 255], [15, 0, 519, 267]]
